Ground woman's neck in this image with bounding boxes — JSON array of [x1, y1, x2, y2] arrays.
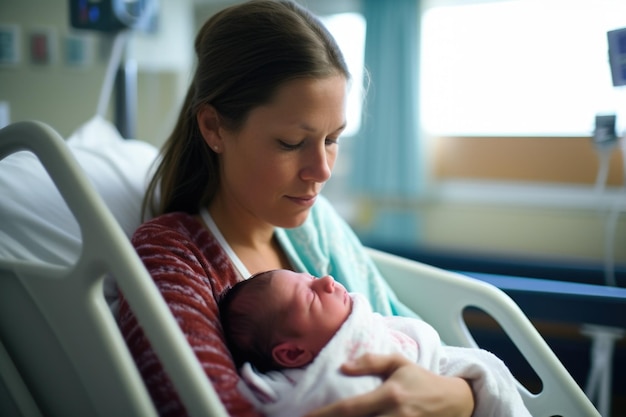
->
[[207, 200, 292, 274]]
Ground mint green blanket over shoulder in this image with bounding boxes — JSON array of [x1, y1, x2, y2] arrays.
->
[[275, 195, 418, 319]]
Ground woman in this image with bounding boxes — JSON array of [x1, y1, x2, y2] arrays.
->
[[117, 1, 475, 416]]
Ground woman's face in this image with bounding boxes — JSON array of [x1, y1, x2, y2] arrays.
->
[[215, 75, 347, 229]]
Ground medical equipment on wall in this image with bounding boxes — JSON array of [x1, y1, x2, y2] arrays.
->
[[593, 25, 626, 287], [592, 113, 625, 291], [70, 0, 157, 32], [582, 26, 626, 417], [68, 0, 159, 138], [605, 26, 626, 195]]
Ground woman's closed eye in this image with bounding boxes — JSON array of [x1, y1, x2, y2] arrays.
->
[[278, 139, 304, 150], [278, 137, 339, 151], [325, 137, 339, 146]]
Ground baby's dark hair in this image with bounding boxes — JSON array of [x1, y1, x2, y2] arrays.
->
[[218, 270, 289, 373]]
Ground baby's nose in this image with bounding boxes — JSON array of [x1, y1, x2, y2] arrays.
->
[[318, 275, 335, 293]]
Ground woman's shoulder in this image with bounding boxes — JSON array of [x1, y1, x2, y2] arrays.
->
[[133, 211, 203, 241], [130, 212, 223, 261], [131, 211, 233, 275]]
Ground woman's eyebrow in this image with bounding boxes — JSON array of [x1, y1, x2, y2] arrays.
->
[[333, 122, 347, 134], [297, 121, 347, 134]]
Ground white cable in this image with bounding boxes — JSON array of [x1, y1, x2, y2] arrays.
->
[[96, 30, 131, 118], [594, 146, 612, 194], [95, 1, 158, 119], [593, 140, 616, 285], [603, 134, 626, 287], [604, 198, 618, 287], [622, 131, 626, 186], [114, 0, 158, 33]]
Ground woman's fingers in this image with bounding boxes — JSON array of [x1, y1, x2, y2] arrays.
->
[[305, 352, 474, 417]]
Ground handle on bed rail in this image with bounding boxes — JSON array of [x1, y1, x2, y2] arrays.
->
[[366, 247, 600, 417], [0, 121, 229, 417]]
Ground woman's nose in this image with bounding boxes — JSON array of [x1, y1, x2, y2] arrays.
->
[[300, 145, 333, 183]]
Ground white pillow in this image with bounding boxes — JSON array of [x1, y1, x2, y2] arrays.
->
[[0, 116, 158, 266]]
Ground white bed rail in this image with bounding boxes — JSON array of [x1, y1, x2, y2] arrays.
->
[[368, 247, 601, 417], [0, 121, 228, 417]]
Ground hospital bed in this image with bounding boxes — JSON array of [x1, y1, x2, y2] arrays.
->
[[0, 119, 601, 416]]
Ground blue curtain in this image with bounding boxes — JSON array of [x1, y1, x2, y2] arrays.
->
[[351, 0, 421, 198], [350, 0, 421, 246]]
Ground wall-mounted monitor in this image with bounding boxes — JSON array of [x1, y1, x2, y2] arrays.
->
[[607, 27, 626, 87]]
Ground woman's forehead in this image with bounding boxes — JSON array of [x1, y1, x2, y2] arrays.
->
[[252, 76, 347, 127]]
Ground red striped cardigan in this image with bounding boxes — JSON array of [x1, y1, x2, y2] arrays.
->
[[118, 212, 263, 417]]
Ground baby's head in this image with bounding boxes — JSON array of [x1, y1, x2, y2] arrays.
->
[[219, 269, 352, 372]]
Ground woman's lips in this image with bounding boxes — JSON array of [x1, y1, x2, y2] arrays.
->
[[286, 194, 317, 207]]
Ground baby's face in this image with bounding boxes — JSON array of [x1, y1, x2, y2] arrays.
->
[[271, 270, 352, 355]]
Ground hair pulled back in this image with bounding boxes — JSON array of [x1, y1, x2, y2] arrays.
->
[[143, 0, 349, 218]]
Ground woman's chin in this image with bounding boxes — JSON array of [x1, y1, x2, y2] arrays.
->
[[276, 211, 311, 229]]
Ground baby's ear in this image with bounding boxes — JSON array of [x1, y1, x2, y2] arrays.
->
[[272, 342, 313, 368]]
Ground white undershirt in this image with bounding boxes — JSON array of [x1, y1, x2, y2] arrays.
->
[[199, 207, 251, 279]]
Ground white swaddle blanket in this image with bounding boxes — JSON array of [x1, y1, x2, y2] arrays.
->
[[238, 294, 531, 417]]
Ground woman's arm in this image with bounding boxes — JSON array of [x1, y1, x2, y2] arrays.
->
[[304, 353, 474, 417]]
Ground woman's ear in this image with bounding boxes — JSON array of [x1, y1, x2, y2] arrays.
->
[[197, 103, 223, 153], [272, 342, 314, 368]]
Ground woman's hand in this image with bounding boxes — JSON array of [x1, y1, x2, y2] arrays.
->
[[304, 353, 474, 417]]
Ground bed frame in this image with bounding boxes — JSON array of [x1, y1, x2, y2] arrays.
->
[[0, 121, 600, 416]]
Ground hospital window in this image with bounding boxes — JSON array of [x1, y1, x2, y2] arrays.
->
[[420, 0, 626, 136], [320, 12, 366, 137]]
